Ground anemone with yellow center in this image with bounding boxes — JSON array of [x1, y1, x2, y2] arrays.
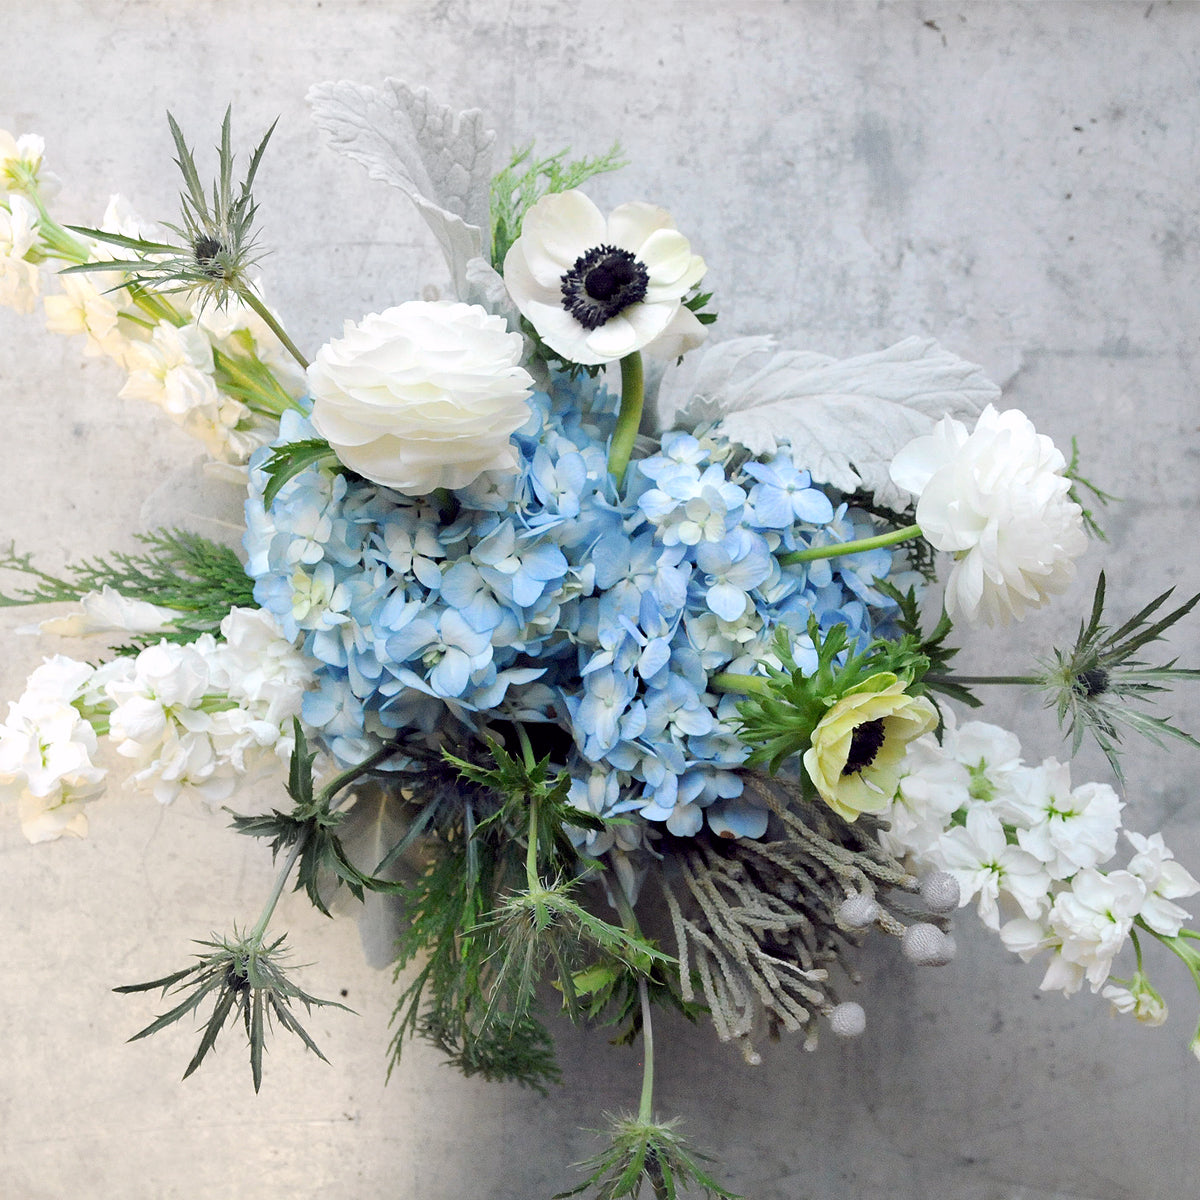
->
[[803, 673, 938, 822]]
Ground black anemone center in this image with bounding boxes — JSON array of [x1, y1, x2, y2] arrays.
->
[[193, 235, 227, 278], [560, 244, 649, 331], [842, 718, 887, 776]]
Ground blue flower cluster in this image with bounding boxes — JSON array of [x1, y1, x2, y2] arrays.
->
[[243, 375, 909, 841]]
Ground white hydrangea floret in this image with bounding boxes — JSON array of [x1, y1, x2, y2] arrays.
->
[[889, 404, 1087, 625], [308, 300, 534, 496]]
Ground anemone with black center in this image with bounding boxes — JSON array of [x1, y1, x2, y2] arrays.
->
[[559, 243, 649, 331], [842, 718, 887, 777]]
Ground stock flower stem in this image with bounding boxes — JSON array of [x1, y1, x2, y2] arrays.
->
[[607, 350, 644, 488], [780, 523, 923, 565]]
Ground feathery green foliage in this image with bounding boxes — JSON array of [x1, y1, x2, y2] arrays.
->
[[0, 527, 254, 646], [490, 141, 627, 272], [1065, 436, 1118, 542], [387, 730, 669, 1092]]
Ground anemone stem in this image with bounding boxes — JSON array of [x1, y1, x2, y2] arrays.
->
[[607, 350, 644, 488]]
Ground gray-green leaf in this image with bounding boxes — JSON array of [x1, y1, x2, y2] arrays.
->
[[307, 78, 495, 298]]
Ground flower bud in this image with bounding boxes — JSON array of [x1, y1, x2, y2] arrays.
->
[[902, 922, 955, 966], [829, 1001, 867, 1038], [837, 892, 881, 928], [919, 871, 960, 915]]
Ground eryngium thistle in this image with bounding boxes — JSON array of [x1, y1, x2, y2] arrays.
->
[[1037, 571, 1200, 783]]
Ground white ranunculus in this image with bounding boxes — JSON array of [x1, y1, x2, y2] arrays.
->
[[503, 190, 707, 366], [889, 404, 1087, 625], [308, 300, 534, 496]]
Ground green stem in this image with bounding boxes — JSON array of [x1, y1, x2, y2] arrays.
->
[[610, 877, 655, 1123], [249, 737, 401, 943], [607, 350, 645, 488], [249, 838, 305, 944], [710, 671, 774, 698], [927, 674, 1041, 687], [780, 523, 923, 565], [637, 976, 655, 1124], [236, 285, 309, 370], [316, 739, 402, 806]]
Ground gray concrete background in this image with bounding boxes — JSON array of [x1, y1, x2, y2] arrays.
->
[[2, 3, 1200, 1198]]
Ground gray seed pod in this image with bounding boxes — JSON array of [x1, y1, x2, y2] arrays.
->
[[838, 892, 881, 928], [829, 1001, 867, 1038], [919, 871, 961, 914], [902, 922, 955, 966]]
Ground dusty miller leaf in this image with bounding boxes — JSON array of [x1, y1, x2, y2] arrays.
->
[[307, 79, 495, 299], [653, 335, 999, 509]]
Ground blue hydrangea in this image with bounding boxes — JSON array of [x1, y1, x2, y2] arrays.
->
[[244, 378, 914, 841]]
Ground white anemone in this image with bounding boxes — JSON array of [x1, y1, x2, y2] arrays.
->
[[503, 190, 707, 366]]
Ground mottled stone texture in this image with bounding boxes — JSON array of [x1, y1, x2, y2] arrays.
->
[[2, 3, 1199, 1198]]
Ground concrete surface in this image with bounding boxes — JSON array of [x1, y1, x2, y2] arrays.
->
[[2, 3, 1200, 1198]]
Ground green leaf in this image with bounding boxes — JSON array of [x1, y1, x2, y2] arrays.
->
[[260, 439, 345, 509]]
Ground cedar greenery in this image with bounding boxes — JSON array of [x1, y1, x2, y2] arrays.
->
[[0, 527, 255, 646]]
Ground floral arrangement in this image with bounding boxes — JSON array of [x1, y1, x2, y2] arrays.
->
[[3, 82, 1200, 1197]]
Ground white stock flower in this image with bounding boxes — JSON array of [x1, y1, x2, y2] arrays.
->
[[0, 131, 45, 190], [1047, 868, 1145, 992], [35, 586, 180, 639], [1125, 830, 1200, 936], [1009, 761, 1124, 880], [43, 273, 131, 364], [503, 190, 707, 366], [120, 321, 219, 416], [934, 806, 1052, 929], [308, 301, 534, 496], [0, 194, 40, 313], [889, 404, 1087, 625], [1102, 976, 1168, 1026], [0, 655, 108, 842]]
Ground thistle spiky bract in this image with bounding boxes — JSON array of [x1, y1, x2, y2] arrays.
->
[[114, 930, 349, 1093], [1037, 572, 1200, 782], [65, 107, 275, 307]]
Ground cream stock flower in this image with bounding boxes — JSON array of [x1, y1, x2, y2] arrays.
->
[[889, 404, 1087, 625], [802, 674, 938, 822], [503, 189, 707, 366], [308, 300, 534, 496]]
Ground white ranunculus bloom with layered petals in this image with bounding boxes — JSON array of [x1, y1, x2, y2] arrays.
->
[[503, 190, 707, 366], [889, 403, 1087, 625], [308, 301, 534, 496]]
